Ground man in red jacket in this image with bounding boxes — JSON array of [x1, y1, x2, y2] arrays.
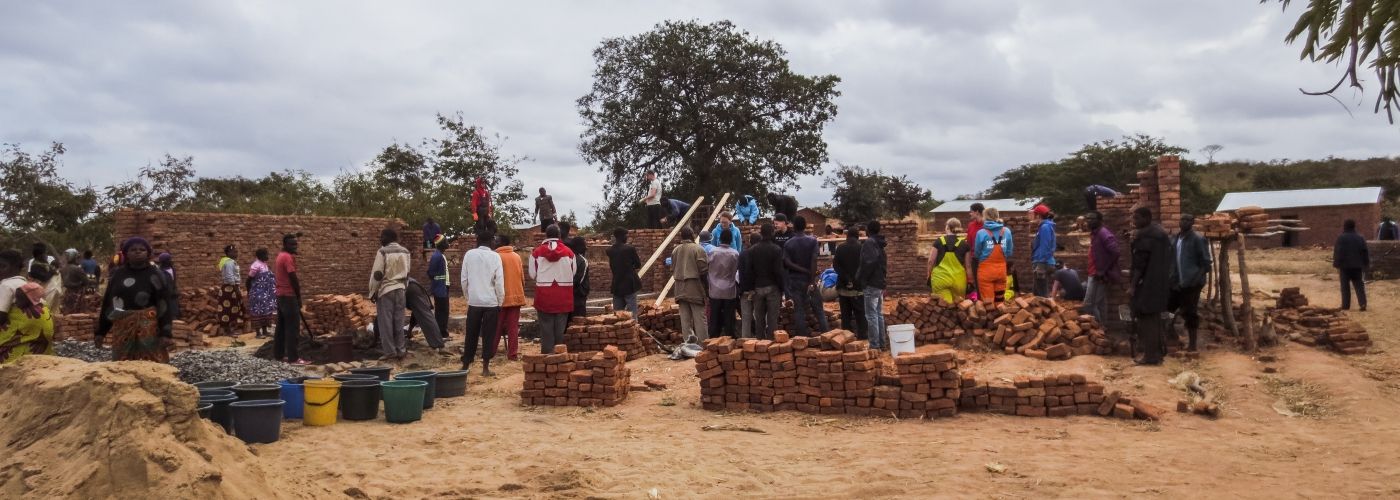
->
[[529, 225, 576, 354], [471, 177, 495, 234]]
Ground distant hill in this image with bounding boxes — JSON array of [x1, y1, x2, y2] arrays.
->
[[1192, 156, 1399, 216]]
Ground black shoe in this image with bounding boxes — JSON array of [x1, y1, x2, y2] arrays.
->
[[1360, 305, 1367, 312]]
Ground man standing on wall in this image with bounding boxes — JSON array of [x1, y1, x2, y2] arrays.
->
[[607, 228, 643, 318], [427, 235, 451, 340], [422, 218, 442, 250], [471, 177, 495, 234], [274, 234, 309, 365], [858, 220, 888, 349], [765, 193, 798, 222], [460, 231, 504, 375], [530, 225, 576, 353], [369, 228, 412, 361], [495, 233, 526, 360], [1030, 204, 1057, 298], [640, 171, 663, 229], [535, 187, 557, 229], [672, 226, 709, 340], [783, 215, 828, 337], [1168, 214, 1212, 352], [1082, 211, 1120, 322], [1130, 207, 1171, 365]]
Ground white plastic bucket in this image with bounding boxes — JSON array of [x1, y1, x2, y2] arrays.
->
[[888, 324, 916, 357]]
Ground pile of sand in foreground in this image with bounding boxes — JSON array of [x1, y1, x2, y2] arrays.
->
[[0, 356, 326, 499]]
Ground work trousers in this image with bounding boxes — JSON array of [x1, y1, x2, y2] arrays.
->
[[864, 287, 886, 350], [707, 297, 738, 339], [496, 305, 521, 359], [537, 312, 569, 354], [739, 291, 755, 338], [407, 291, 444, 349], [1167, 285, 1203, 349], [1032, 263, 1054, 298], [433, 295, 450, 340], [1135, 312, 1166, 364], [1082, 276, 1109, 323], [375, 289, 407, 357], [838, 293, 867, 339], [786, 281, 828, 337], [646, 204, 663, 229], [273, 296, 301, 361], [612, 293, 638, 318], [678, 300, 708, 341], [462, 305, 500, 366], [751, 285, 781, 340], [1340, 268, 1367, 310]]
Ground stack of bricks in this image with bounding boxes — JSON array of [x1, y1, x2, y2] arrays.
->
[[793, 331, 880, 415], [520, 345, 631, 407], [960, 373, 1159, 420], [564, 311, 648, 360], [695, 332, 798, 412], [888, 296, 993, 343], [887, 344, 961, 419], [302, 294, 377, 335], [53, 313, 207, 351], [114, 209, 404, 296], [1197, 212, 1239, 240], [1275, 287, 1309, 309], [636, 302, 683, 346], [984, 296, 1110, 359], [1234, 206, 1272, 235], [1273, 306, 1372, 354]]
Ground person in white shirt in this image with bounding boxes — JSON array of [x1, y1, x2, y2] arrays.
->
[[459, 231, 505, 375], [639, 171, 663, 229]]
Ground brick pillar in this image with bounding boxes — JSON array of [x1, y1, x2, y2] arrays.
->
[[1155, 155, 1181, 232]]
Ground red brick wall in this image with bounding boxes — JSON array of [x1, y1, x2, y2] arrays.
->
[[114, 209, 403, 296]]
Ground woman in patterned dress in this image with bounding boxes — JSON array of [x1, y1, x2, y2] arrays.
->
[[96, 237, 176, 362], [246, 248, 277, 339], [215, 244, 247, 336]]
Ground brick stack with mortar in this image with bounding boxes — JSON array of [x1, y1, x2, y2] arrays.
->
[[520, 345, 631, 407], [563, 311, 648, 360]]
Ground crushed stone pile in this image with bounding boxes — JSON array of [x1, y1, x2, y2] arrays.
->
[[54, 338, 112, 362], [0, 356, 328, 499], [169, 349, 310, 384]]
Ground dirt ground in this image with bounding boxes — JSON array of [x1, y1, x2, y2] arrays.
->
[[242, 247, 1400, 499]]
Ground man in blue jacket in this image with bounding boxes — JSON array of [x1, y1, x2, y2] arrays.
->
[[1029, 204, 1057, 297], [711, 211, 744, 253], [427, 235, 452, 339], [735, 195, 759, 224]]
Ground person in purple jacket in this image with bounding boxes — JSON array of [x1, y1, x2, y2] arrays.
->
[[1081, 211, 1120, 322]]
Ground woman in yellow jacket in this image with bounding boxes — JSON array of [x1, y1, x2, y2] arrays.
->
[[928, 218, 970, 303]]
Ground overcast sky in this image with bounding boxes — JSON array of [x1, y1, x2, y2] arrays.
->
[[3, 1, 1396, 223]]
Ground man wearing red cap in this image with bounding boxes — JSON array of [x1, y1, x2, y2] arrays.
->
[[1030, 204, 1057, 298]]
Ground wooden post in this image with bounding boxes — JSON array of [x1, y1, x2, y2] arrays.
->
[[1236, 233, 1256, 352], [651, 193, 732, 306], [637, 196, 704, 278], [1217, 238, 1238, 338]]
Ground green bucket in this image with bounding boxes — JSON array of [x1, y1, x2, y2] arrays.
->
[[381, 380, 428, 423]]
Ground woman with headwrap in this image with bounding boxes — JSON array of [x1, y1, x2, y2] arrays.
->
[[215, 244, 246, 336], [245, 248, 277, 338], [96, 238, 177, 362], [0, 249, 55, 363]]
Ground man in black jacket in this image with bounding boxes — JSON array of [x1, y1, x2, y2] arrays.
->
[[743, 223, 786, 339], [1168, 214, 1213, 352], [737, 233, 761, 338], [607, 228, 643, 318], [833, 228, 866, 338], [858, 220, 888, 350], [1130, 207, 1172, 365], [766, 193, 799, 222], [1334, 219, 1370, 311]]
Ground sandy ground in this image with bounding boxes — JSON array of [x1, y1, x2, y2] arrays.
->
[[241, 247, 1400, 499]]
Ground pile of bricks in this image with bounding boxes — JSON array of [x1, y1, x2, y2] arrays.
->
[[1234, 206, 1272, 235], [1275, 287, 1309, 309], [302, 294, 377, 335], [1197, 212, 1238, 240], [886, 344, 961, 418], [564, 311, 648, 360], [888, 296, 993, 343], [983, 296, 1110, 359], [695, 332, 796, 413], [53, 313, 207, 351], [520, 345, 630, 407], [637, 302, 680, 338], [793, 331, 881, 415], [960, 373, 1160, 420], [1273, 306, 1372, 354]]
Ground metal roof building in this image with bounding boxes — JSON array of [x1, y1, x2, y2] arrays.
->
[[1215, 187, 1383, 212], [1214, 186, 1384, 248]]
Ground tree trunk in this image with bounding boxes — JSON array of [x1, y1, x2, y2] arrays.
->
[[1236, 234, 1256, 352], [1218, 239, 1238, 338]]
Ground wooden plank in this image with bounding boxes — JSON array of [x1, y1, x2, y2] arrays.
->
[[637, 195, 704, 278], [652, 192, 731, 306], [1236, 233, 1256, 352]]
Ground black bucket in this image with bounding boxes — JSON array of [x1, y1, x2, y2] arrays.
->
[[326, 335, 354, 363], [193, 380, 237, 391], [198, 393, 238, 433], [394, 371, 438, 409], [198, 388, 235, 398], [228, 399, 285, 444], [349, 366, 392, 382], [196, 402, 214, 419], [232, 383, 282, 401], [434, 370, 468, 398], [332, 373, 378, 383], [339, 380, 382, 421]]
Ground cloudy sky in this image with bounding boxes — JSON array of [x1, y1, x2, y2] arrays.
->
[[3, 1, 1396, 222]]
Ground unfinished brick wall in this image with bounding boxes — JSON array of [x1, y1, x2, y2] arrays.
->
[[114, 210, 403, 296]]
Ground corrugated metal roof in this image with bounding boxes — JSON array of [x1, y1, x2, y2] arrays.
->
[[1215, 187, 1383, 211], [932, 198, 1041, 214]]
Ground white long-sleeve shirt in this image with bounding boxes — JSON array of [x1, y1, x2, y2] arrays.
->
[[460, 246, 505, 307]]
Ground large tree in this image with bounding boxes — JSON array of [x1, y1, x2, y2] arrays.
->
[[822, 164, 936, 225], [0, 142, 104, 251], [1269, 0, 1400, 122], [578, 20, 840, 218]]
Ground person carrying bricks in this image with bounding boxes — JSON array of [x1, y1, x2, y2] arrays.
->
[[1030, 204, 1058, 298], [973, 208, 1013, 305], [369, 228, 412, 361], [1129, 207, 1171, 365], [1081, 211, 1120, 322], [461, 231, 505, 375], [529, 225, 576, 354], [672, 226, 709, 340]]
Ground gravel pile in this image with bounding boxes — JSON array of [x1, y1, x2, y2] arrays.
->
[[54, 339, 112, 362], [169, 349, 309, 385]]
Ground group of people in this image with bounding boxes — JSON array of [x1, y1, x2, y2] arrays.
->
[[1, 244, 109, 363]]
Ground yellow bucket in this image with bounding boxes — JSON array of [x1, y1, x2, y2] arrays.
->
[[303, 379, 341, 426]]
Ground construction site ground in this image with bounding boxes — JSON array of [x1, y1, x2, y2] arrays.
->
[[92, 248, 1400, 498]]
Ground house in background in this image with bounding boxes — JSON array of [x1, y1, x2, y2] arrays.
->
[[928, 198, 1041, 233], [1215, 187, 1383, 248]]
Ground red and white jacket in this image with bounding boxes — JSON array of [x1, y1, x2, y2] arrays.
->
[[529, 238, 576, 314]]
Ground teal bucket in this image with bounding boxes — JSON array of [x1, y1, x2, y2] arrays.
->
[[381, 380, 428, 423]]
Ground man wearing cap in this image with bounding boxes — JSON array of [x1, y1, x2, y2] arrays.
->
[[427, 234, 451, 340], [1030, 204, 1057, 298]]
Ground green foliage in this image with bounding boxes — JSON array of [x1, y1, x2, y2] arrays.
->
[[822, 164, 937, 224], [1269, 0, 1400, 122], [1199, 156, 1400, 216], [103, 154, 197, 212], [0, 143, 103, 252], [577, 19, 841, 217], [986, 135, 1196, 216]]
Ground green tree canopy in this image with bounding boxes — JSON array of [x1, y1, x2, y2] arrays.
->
[[1269, 0, 1400, 122], [578, 19, 841, 220], [822, 164, 937, 225]]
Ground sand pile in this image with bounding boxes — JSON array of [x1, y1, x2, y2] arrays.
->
[[0, 356, 324, 499]]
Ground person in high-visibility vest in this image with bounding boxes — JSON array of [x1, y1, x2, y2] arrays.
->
[[973, 207, 1014, 305], [928, 218, 969, 303]]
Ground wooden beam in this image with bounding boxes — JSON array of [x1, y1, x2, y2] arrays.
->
[[637, 196, 704, 278], [651, 192, 732, 306], [1217, 238, 1238, 338], [1236, 233, 1256, 352]]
